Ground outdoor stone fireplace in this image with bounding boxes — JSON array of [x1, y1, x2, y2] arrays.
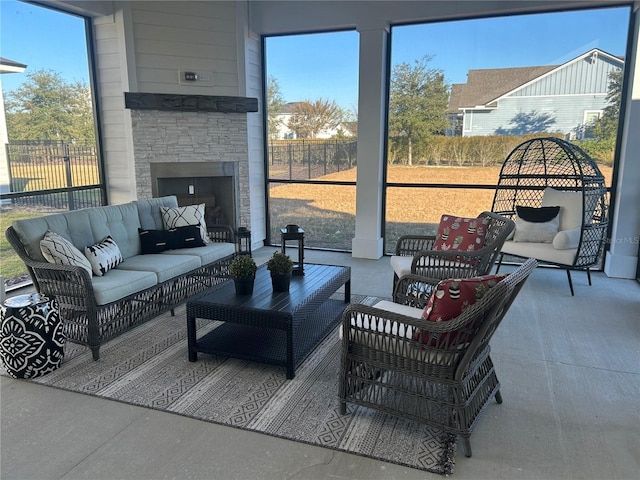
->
[[125, 92, 258, 232]]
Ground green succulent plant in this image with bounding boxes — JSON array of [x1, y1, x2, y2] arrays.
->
[[266, 251, 294, 275], [229, 255, 257, 279]]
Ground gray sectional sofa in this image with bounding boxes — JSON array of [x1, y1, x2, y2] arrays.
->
[[6, 195, 236, 360]]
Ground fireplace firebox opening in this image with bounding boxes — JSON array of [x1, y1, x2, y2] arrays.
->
[[151, 162, 240, 232]]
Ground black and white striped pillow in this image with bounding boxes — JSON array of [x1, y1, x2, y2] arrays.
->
[[84, 236, 123, 276]]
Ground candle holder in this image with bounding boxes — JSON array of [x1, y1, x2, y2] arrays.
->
[[280, 225, 304, 275], [235, 227, 252, 256]]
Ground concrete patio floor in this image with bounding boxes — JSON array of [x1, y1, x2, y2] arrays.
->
[[1, 247, 639, 479]]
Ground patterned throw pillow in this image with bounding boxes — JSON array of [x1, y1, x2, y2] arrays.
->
[[432, 214, 490, 252], [40, 231, 93, 276], [414, 273, 507, 346], [84, 236, 123, 276], [160, 204, 209, 244]]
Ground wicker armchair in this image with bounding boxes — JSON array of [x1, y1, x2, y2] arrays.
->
[[339, 258, 537, 457], [390, 211, 515, 292]]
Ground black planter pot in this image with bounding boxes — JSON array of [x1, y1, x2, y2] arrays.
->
[[234, 277, 255, 295], [271, 272, 292, 292]]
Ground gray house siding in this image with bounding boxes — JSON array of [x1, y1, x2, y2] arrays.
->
[[464, 96, 609, 137], [461, 50, 623, 137], [513, 55, 621, 97]]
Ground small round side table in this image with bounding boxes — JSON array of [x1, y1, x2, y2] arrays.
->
[[0, 293, 65, 379]]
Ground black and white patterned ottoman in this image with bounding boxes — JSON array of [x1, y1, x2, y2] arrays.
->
[[0, 293, 65, 379]]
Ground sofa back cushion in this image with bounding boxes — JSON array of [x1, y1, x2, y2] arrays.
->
[[135, 196, 179, 231], [11, 202, 142, 262]]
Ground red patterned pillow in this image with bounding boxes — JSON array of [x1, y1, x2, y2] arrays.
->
[[414, 273, 507, 345], [432, 214, 490, 252]]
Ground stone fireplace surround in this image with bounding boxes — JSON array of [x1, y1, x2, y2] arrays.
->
[[126, 92, 258, 233]]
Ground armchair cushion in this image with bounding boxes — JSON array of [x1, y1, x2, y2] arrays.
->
[[541, 187, 583, 231], [433, 215, 489, 252], [415, 273, 507, 345]]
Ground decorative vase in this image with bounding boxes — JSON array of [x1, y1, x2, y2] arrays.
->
[[234, 277, 255, 295], [271, 272, 292, 292]]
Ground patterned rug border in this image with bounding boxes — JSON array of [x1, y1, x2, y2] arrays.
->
[[2, 294, 457, 476]]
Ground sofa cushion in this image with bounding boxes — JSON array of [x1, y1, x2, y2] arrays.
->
[[432, 214, 489, 252], [85, 236, 123, 276], [160, 204, 210, 244], [11, 201, 142, 262], [40, 231, 93, 276], [91, 269, 158, 306], [161, 241, 235, 265], [415, 273, 507, 346], [116, 254, 201, 284], [135, 196, 179, 231]]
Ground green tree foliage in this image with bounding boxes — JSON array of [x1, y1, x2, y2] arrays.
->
[[4, 69, 95, 144], [589, 68, 623, 141], [388, 55, 449, 165], [287, 98, 343, 139], [267, 75, 286, 139]]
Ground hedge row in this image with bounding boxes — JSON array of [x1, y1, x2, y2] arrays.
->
[[388, 134, 615, 167]]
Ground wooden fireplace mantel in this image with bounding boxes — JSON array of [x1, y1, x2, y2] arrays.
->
[[124, 92, 258, 113]]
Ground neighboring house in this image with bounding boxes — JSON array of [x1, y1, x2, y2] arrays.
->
[[273, 102, 356, 139], [447, 48, 623, 138], [0, 57, 27, 204]]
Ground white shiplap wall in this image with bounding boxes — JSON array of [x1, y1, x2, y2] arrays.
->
[[130, 1, 239, 96]]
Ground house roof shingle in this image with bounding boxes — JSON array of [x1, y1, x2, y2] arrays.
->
[[447, 65, 556, 113]]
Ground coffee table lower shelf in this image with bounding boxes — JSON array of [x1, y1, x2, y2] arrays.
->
[[188, 297, 347, 379]]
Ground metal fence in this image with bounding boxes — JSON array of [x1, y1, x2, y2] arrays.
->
[[267, 139, 357, 180], [2, 140, 104, 210]]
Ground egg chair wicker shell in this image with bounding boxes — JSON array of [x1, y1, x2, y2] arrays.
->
[[491, 137, 608, 292]]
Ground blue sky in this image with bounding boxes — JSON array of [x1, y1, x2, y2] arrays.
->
[[1, 1, 631, 111], [1, 1, 89, 92]]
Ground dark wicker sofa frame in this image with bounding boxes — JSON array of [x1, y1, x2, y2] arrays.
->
[[5, 225, 235, 360]]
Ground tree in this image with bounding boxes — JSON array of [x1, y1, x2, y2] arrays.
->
[[287, 98, 343, 139], [388, 55, 449, 165], [266, 76, 286, 139], [4, 69, 95, 143], [589, 68, 623, 141]]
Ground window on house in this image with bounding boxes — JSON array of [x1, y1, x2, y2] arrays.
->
[[263, 30, 359, 250], [384, 6, 631, 253], [1, 1, 104, 290]]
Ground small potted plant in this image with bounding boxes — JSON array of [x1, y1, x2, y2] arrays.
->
[[229, 254, 257, 295], [266, 251, 294, 292]]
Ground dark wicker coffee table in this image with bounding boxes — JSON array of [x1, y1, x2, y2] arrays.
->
[[186, 263, 351, 378]]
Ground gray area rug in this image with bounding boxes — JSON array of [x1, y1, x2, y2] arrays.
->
[[5, 294, 456, 475]]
